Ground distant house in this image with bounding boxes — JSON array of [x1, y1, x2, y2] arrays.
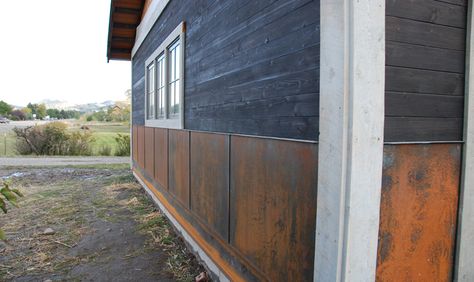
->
[[107, 1, 473, 281]]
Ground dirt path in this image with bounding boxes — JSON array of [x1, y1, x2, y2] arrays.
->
[[0, 157, 129, 167], [0, 165, 203, 281]]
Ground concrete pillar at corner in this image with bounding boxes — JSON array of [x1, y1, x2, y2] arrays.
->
[[455, 2, 474, 281], [315, 0, 385, 281]]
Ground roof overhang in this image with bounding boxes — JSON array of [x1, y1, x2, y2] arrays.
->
[[107, 0, 145, 61]]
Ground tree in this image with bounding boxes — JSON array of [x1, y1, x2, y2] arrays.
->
[[10, 110, 26, 121], [46, 108, 60, 118], [21, 107, 33, 120], [37, 104, 47, 119], [0, 101, 12, 116]]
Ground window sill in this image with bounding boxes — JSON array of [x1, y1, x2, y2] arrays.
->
[[145, 118, 182, 129]]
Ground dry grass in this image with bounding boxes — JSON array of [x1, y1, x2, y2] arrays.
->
[[0, 179, 93, 279], [0, 168, 204, 281], [105, 182, 204, 282]]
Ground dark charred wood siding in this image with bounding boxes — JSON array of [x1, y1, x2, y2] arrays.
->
[[132, 0, 320, 140], [384, 0, 468, 142]]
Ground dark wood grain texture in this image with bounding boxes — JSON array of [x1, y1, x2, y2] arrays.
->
[[384, 0, 467, 142], [132, 0, 320, 140], [386, 0, 467, 28], [385, 117, 463, 142]]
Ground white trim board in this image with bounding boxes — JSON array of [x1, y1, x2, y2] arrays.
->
[[314, 0, 385, 281], [132, 0, 172, 57], [133, 172, 230, 282], [455, 2, 474, 281]]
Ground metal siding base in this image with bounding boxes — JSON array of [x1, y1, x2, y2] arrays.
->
[[132, 171, 231, 282]]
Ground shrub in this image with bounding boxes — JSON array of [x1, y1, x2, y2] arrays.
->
[[114, 133, 130, 156], [98, 145, 112, 156], [0, 181, 23, 240], [13, 122, 94, 156], [68, 131, 93, 156]]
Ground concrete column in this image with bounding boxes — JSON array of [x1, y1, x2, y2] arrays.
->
[[455, 2, 474, 281], [315, 1, 385, 281]]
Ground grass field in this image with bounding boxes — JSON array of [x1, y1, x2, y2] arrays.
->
[[0, 131, 17, 156], [0, 121, 130, 157], [69, 122, 130, 156]]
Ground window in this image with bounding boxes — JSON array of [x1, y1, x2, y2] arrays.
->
[[145, 22, 185, 128], [146, 62, 155, 119]]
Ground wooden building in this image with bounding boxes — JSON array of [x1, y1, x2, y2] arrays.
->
[[107, 0, 473, 281]]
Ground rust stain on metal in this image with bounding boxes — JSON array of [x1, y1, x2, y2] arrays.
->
[[168, 129, 190, 208], [230, 135, 318, 282], [132, 126, 138, 162], [144, 127, 154, 178], [154, 128, 168, 190], [376, 144, 461, 282], [190, 131, 229, 241], [137, 126, 145, 169]]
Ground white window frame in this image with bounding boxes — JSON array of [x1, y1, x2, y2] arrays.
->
[[144, 22, 185, 129]]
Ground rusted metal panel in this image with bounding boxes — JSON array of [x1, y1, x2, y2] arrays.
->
[[137, 126, 145, 169], [168, 129, 190, 208], [154, 128, 168, 190], [230, 135, 318, 282], [377, 144, 461, 282], [190, 132, 230, 241], [132, 125, 138, 163], [144, 127, 154, 178]]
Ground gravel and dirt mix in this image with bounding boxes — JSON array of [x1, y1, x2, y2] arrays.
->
[[0, 164, 205, 281]]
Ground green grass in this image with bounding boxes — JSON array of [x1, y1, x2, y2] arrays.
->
[[0, 131, 18, 156], [3, 121, 130, 157], [69, 122, 130, 156]]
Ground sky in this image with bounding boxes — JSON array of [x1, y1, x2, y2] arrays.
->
[[0, 0, 131, 107]]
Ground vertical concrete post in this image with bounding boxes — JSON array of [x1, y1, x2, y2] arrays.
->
[[315, 1, 385, 281], [455, 2, 474, 281]]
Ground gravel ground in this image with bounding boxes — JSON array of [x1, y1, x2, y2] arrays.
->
[[0, 157, 130, 167]]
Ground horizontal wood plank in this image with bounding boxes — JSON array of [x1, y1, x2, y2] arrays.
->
[[386, 0, 467, 28], [386, 41, 465, 73], [386, 16, 466, 50], [385, 92, 464, 118], [385, 66, 464, 96], [384, 117, 463, 142], [434, 0, 467, 6]]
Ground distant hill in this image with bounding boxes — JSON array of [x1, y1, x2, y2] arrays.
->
[[36, 99, 127, 113]]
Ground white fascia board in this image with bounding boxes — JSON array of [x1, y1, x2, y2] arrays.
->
[[132, 0, 172, 58]]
